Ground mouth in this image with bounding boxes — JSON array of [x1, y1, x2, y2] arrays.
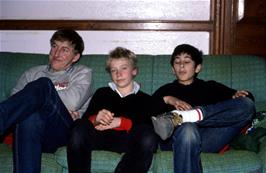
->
[[178, 71, 186, 75]]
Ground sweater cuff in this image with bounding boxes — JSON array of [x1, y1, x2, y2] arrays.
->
[[88, 115, 97, 125], [113, 117, 132, 131]]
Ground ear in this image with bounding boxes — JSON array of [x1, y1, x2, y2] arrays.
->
[[195, 64, 202, 73], [171, 67, 175, 74], [72, 53, 81, 63], [132, 67, 138, 76]]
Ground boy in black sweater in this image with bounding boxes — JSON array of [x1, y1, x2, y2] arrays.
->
[[151, 44, 255, 173], [67, 47, 158, 173]]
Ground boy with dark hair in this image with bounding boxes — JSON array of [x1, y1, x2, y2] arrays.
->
[[67, 47, 158, 173], [152, 44, 255, 173], [0, 29, 93, 173]]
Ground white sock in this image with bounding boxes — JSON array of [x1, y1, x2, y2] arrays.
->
[[172, 108, 203, 122]]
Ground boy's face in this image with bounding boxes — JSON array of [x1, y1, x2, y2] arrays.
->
[[109, 57, 137, 93], [172, 53, 201, 85], [49, 40, 80, 71]]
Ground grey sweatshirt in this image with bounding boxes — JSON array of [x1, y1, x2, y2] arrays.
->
[[12, 64, 93, 117]]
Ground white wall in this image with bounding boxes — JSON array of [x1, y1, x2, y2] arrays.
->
[[0, 0, 210, 54], [0, 30, 209, 55]]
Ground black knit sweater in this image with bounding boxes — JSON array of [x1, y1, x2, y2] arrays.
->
[[153, 78, 254, 113], [84, 87, 156, 126]]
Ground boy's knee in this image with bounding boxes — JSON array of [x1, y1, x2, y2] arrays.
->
[[68, 119, 90, 149], [33, 77, 53, 86], [238, 97, 256, 119], [172, 123, 200, 146], [134, 125, 158, 152]]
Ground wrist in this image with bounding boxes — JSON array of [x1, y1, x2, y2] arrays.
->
[[163, 96, 170, 104]]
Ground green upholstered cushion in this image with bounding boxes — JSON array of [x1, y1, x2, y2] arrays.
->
[[199, 55, 232, 87], [41, 153, 63, 173], [134, 55, 154, 95], [55, 146, 121, 172], [0, 144, 13, 173], [0, 144, 62, 173], [152, 55, 176, 93], [258, 138, 266, 173], [55, 146, 155, 173], [231, 56, 266, 104], [78, 55, 109, 93], [0, 52, 47, 102], [255, 101, 266, 112], [154, 150, 262, 173], [201, 150, 262, 173]]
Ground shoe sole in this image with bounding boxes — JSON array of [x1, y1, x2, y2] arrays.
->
[[151, 116, 174, 140]]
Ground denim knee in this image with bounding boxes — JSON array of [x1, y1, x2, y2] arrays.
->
[[24, 77, 54, 99], [236, 97, 255, 119], [172, 123, 200, 148], [141, 132, 158, 152], [27, 77, 53, 88], [35, 77, 53, 85]]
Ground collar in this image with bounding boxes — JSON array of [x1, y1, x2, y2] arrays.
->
[[47, 64, 74, 74], [108, 81, 140, 98]]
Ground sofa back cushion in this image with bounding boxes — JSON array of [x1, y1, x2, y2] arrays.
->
[[231, 56, 266, 103], [0, 52, 47, 101], [1, 52, 266, 111]]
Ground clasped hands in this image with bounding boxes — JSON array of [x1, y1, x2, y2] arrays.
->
[[94, 109, 121, 131]]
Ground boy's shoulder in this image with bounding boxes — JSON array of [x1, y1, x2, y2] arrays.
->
[[137, 90, 152, 97], [95, 86, 111, 92]]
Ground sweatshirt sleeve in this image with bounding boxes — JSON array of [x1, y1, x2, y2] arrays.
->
[[57, 65, 93, 116], [11, 69, 34, 95]]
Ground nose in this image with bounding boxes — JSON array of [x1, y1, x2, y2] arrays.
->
[[116, 70, 122, 77], [54, 48, 60, 57]]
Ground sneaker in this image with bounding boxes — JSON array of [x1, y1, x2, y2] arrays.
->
[[151, 111, 183, 140]]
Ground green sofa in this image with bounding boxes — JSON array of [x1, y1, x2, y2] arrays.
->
[[1, 52, 266, 173]]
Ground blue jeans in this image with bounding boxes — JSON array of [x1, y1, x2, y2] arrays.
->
[[0, 77, 73, 173], [159, 97, 255, 173]]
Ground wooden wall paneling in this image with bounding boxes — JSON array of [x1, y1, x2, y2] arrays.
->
[[232, 0, 266, 56], [211, 0, 237, 55], [0, 20, 212, 31]]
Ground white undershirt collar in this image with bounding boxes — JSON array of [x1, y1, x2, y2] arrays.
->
[[108, 81, 140, 98]]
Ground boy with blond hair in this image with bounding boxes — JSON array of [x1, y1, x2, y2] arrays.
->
[[67, 47, 158, 173]]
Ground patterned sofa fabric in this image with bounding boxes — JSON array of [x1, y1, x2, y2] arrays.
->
[[0, 144, 62, 173], [1, 52, 266, 173]]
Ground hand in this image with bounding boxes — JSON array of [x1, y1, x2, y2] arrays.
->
[[163, 96, 192, 110], [233, 90, 249, 99], [69, 110, 80, 121], [95, 117, 121, 131], [95, 109, 114, 126]]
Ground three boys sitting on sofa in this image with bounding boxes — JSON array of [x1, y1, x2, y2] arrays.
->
[[0, 29, 254, 173]]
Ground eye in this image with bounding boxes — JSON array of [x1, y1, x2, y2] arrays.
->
[[62, 48, 70, 53], [122, 66, 128, 70], [110, 69, 117, 73], [51, 43, 57, 49], [174, 61, 181, 65]]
